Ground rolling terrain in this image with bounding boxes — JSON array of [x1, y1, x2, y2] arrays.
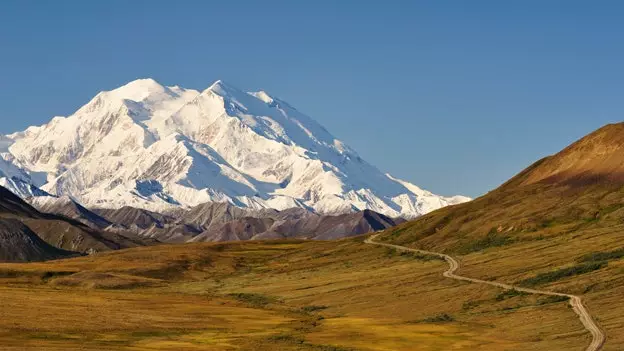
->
[[0, 123, 623, 350], [365, 234, 605, 351], [0, 238, 589, 350]]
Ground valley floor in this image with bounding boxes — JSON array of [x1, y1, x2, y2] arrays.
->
[[0, 238, 591, 350]]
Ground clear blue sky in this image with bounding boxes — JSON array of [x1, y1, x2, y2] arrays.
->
[[1, 1, 622, 198]]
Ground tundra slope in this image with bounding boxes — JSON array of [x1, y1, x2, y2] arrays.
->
[[377, 123, 624, 350], [365, 234, 605, 351], [0, 79, 469, 217]]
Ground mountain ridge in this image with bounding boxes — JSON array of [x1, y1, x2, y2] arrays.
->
[[0, 78, 469, 217], [0, 185, 145, 260]]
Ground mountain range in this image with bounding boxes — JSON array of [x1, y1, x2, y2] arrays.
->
[[32, 195, 405, 244], [0, 79, 469, 218]]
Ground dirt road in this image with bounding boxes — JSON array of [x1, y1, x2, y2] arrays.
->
[[365, 234, 606, 351]]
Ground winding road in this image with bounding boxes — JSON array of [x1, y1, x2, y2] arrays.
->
[[365, 234, 606, 351]]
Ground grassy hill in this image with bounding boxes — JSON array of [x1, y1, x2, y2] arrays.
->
[[377, 123, 624, 350]]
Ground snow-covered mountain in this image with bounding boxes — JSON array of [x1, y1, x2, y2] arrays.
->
[[0, 79, 469, 218]]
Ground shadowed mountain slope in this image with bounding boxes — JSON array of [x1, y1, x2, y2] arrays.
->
[[93, 206, 176, 230], [30, 196, 112, 228], [0, 187, 145, 255], [0, 218, 77, 262]]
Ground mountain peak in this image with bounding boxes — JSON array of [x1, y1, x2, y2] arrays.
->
[[107, 78, 169, 102], [204, 79, 242, 98], [122, 77, 164, 90], [2, 79, 470, 218]]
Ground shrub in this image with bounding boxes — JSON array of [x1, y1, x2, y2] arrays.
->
[[228, 293, 277, 307], [422, 313, 455, 323], [457, 229, 514, 254], [579, 248, 624, 263], [300, 305, 328, 313], [517, 262, 607, 287], [537, 295, 569, 305], [495, 289, 529, 301]]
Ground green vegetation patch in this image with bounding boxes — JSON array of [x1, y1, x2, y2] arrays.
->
[[537, 295, 570, 305], [409, 313, 455, 324], [495, 289, 529, 301], [310, 345, 356, 351], [300, 305, 328, 313], [399, 251, 443, 262], [41, 271, 77, 281], [267, 333, 305, 344], [227, 292, 279, 307], [539, 218, 560, 228], [579, 247, 624, 263], [517, 262, 607, 287], [389, 227, 407, 237], [461, 300, 481, 311], [384, 247, 443, 261], [457, 229, 515, 254], [0, 269, 26, 278]]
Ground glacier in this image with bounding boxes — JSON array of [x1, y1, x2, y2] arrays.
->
[[0, 78, 470, 218]]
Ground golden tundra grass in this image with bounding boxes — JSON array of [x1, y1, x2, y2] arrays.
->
[[379, 181, 624, 351], [0, 237, 587, 350]]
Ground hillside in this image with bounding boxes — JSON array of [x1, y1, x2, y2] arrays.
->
[[30, 196, 112, 228], [378, 123, 624, 251], [0, 219, 76, 262], [0, 186, 145, 255], [377, 122, 624, 349], [509, 123, 624, 187], [0, 187, 76, 261]]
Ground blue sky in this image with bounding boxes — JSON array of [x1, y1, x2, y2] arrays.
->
[[0, 1, 622, 198]]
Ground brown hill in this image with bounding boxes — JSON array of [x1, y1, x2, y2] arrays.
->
[[504, 123, 624, 188], [0, 187, 145, 255], [376, 122, 624, 348], [382, 123, 624, 251], [0, 218, 77, 262]]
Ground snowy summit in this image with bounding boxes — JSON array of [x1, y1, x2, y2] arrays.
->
[[0, 79, 470, 218]]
